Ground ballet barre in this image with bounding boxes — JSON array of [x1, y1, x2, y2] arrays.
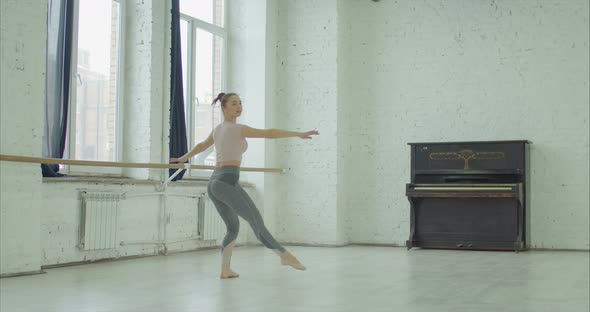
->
[[0, 154, 286, 187]]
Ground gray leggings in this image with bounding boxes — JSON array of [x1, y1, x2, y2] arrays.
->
[[207, 166, 285, 252]]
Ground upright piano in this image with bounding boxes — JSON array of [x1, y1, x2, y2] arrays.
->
[[406, 140, 529, 251]]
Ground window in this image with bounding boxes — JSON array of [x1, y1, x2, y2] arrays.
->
[[180, 0, 224, 27], [180, 0, 226, 175], [66, 0, 124, 174]]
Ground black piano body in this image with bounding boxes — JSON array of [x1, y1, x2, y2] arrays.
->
[[406, 140, 530, 251]]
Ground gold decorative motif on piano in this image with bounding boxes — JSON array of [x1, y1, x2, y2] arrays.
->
[[429, 149, 505, 170]]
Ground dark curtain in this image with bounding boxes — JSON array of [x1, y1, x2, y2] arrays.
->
[[42, 0, 74, 177], [169, 0, 189, 181]]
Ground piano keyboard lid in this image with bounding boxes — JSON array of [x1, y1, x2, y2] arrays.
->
[[410, 183, 518, 191]]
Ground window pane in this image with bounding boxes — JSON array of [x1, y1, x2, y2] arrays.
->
[[193, 29, 223, 166], [74, 0, 120, 161], [180, 0, 224, 27]]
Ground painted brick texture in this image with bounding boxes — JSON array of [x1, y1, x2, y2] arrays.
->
[[275, 0, 589, 249], [0, 0, 46, 274]]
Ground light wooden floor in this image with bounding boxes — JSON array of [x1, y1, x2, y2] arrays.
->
[[1, 246, 589, 312]]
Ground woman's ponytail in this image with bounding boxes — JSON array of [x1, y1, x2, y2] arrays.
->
[[211, 92, 225, 106]]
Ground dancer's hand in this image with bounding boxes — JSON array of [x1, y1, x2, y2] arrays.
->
[[298, 130, 319, 139], [170, 158, 184, 163]]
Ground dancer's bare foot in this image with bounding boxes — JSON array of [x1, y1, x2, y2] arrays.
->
[[280, 252, 306, 270], [220, 241, 238, 279], [220, 269, 240, 279]]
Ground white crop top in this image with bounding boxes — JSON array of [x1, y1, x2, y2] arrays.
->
[[212, 122, 248, 162]]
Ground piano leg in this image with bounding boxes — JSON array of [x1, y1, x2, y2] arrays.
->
[[514, 241, 524, 253], [515, 187, 525, 253], [407, 197, 416, 250]]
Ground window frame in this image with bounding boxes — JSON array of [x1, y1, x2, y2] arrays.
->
[[64, 0, 126, 175], [179, 1, 227, 179]]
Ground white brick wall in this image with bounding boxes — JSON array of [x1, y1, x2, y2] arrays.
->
[[340, 0, 589, 249], [122, 0, 167, 180], [0, 0, 46, 275], [274, 0, 345, 245], [274, 0, 589, 249]]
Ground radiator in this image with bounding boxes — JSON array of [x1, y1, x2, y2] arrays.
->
[[79, 191, 123, 250], [199, 195, 226, 242]]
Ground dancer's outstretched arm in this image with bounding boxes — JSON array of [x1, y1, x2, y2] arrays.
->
[[242, 126, 319, 139], [170, 132, 214, 163]]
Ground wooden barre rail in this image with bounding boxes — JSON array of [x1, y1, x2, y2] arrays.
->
[[0, 154, 284, 173]]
